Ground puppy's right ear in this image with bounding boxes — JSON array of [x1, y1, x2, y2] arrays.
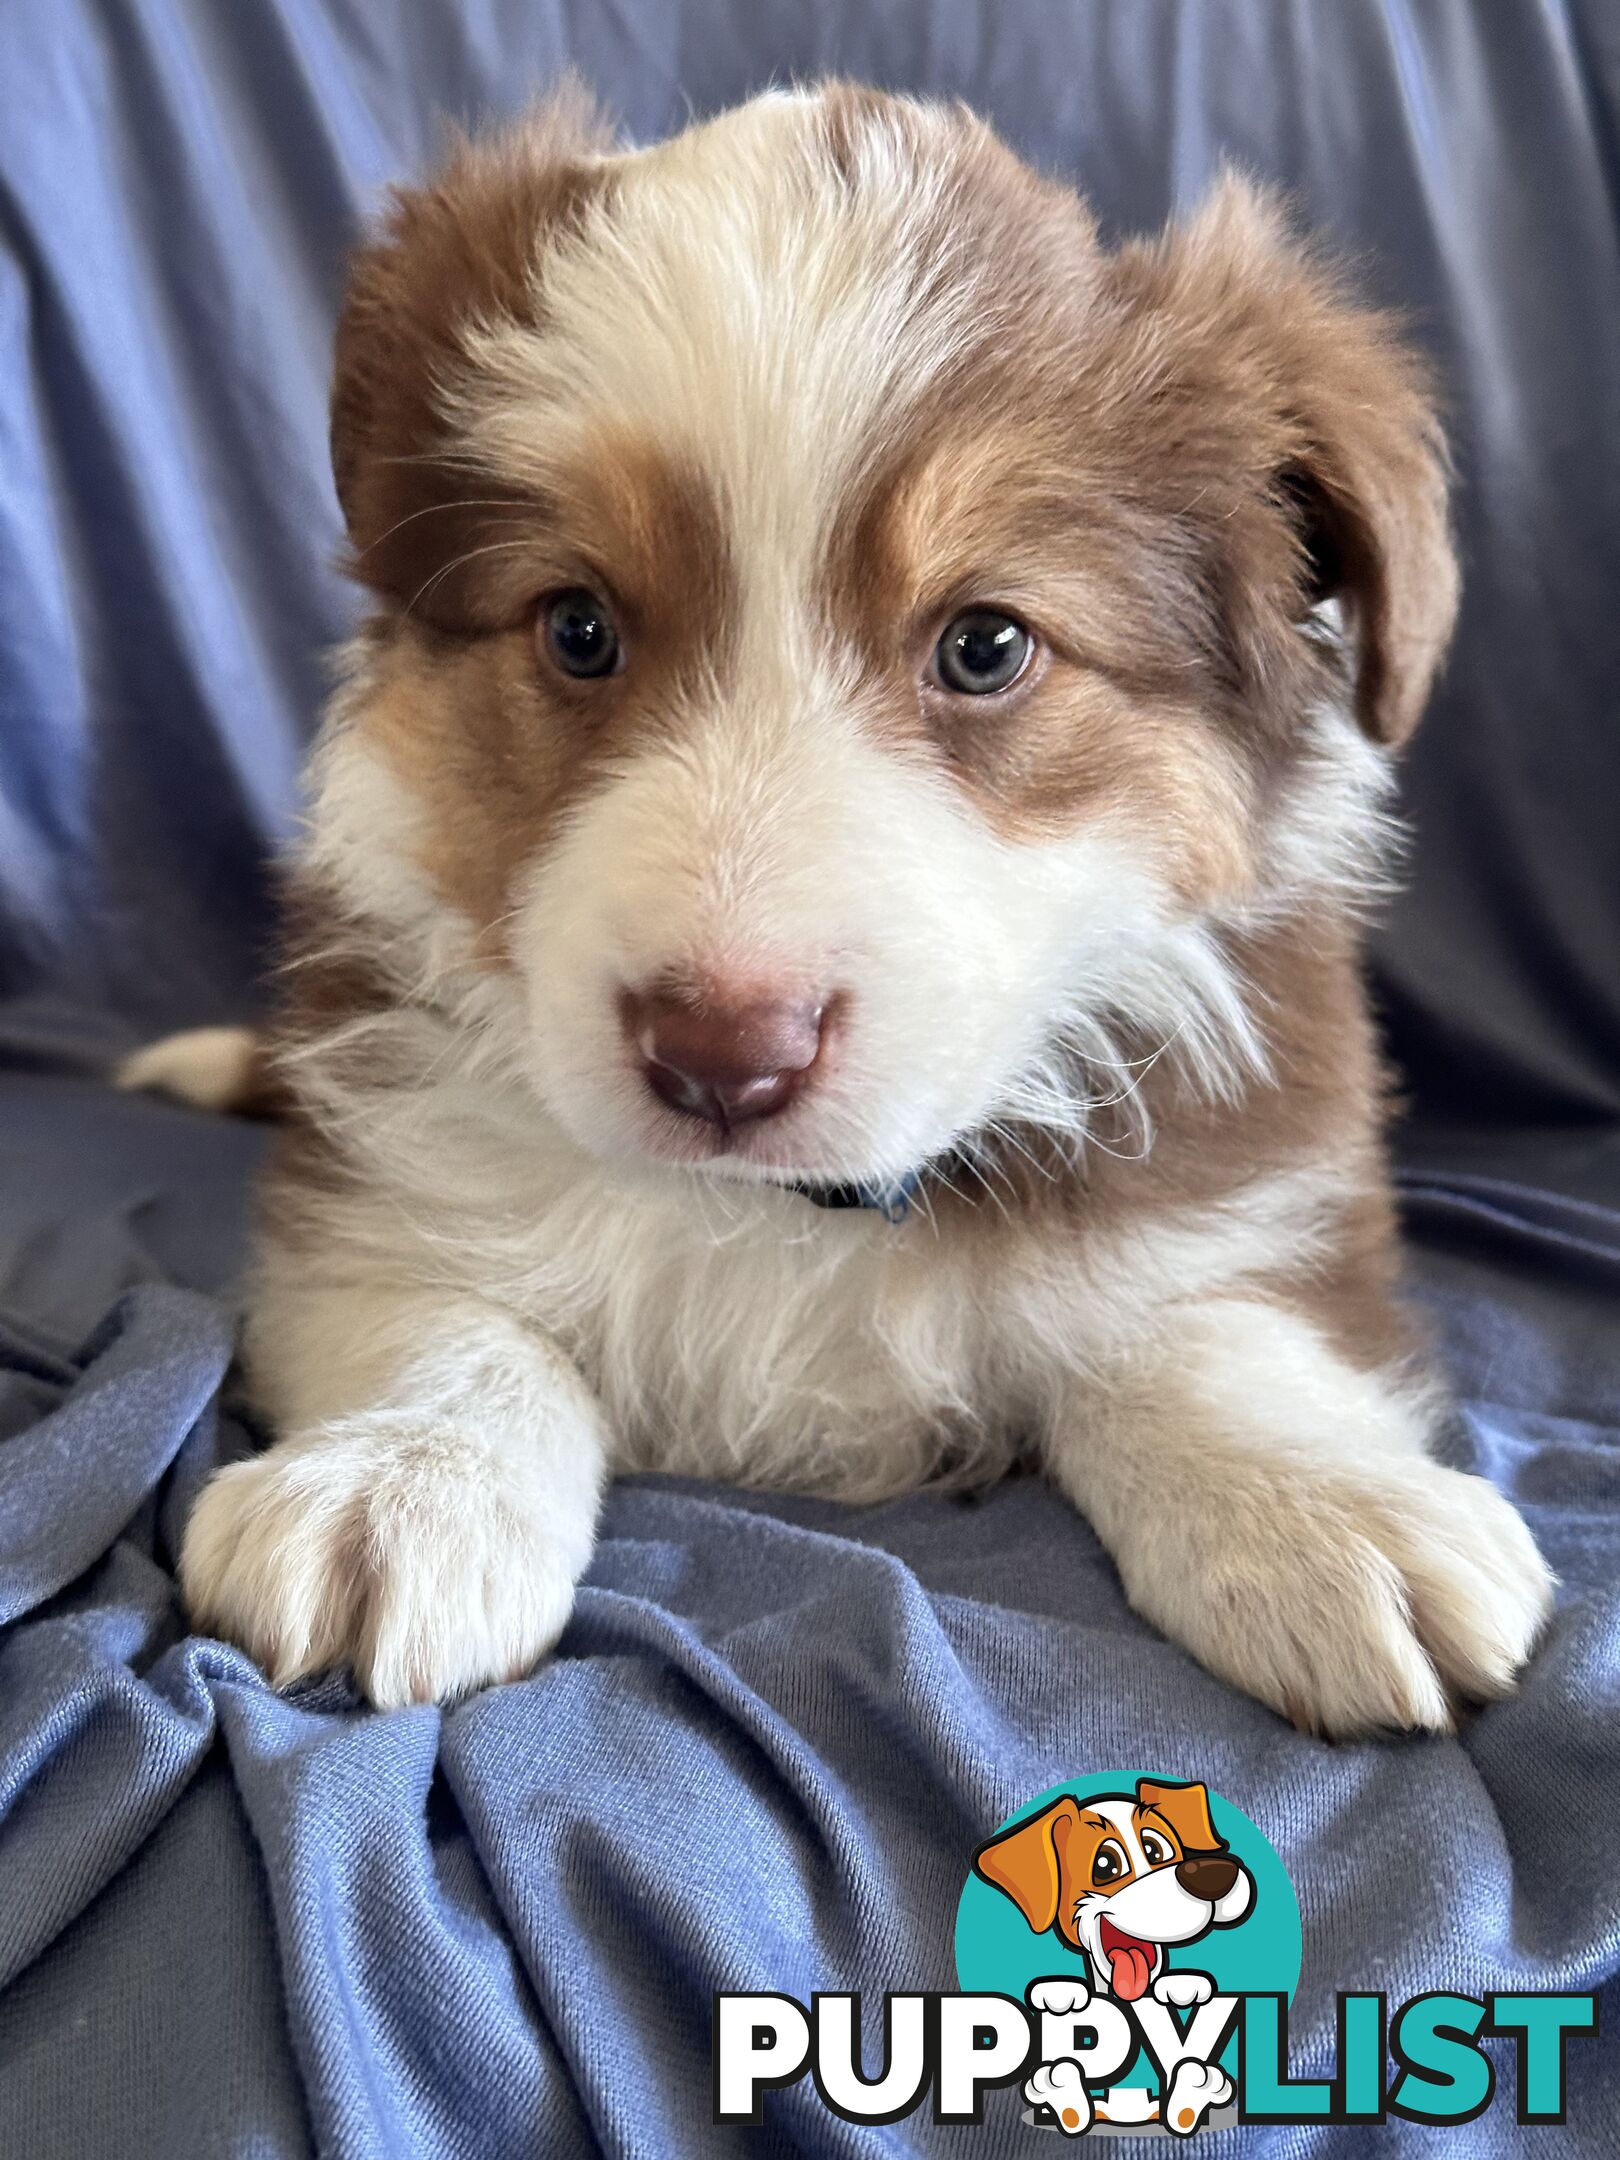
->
[[973, 1798, 1082, 1934], [330, 80, 612, 619], [1106, 174, 1457, 748]]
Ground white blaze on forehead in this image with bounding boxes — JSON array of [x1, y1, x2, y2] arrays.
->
[[455, 90, 979, 601], [1090, 1797, 1147, 1869]]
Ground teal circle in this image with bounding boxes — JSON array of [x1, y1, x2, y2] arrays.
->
[[954, 1772, 1301, 2092]]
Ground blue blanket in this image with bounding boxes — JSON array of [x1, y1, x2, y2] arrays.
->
[[3, 1086, 1618, 2155], [2, 4, 1618, 2154]]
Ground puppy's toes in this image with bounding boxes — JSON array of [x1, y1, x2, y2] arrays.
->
[[1146, 1524, 1453, 1738], [1385, 1466, 1555, 1705], [180, 1416, 583, 1706], [180, 1447, 362, 1686], [354, 1436, 580, 1706], [1112, 1470, 1464, 1738], [1110, 1440, 1555, 1740], [1266, 1545, 1455, 1739]]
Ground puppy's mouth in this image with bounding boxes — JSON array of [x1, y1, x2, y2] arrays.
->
[[1098, 1916, 1161, 2001]]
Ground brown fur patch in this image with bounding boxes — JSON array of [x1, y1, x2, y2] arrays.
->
[[831, 410, 1264, 896], [1102, 177, 1458, 747], [222, 1039, 295, 1121], [352, 433, 735, 952], [331, 82, 614, 621], [819, 154, 1454, 877]]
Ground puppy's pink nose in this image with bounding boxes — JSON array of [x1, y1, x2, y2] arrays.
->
[[624, 986, 825, 1126]]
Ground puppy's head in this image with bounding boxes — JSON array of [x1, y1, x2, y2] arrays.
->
[[328, 84, 1455, 1191], [973, 1778, 1254, 1999]]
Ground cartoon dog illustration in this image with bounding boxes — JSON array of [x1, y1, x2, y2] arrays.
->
[[973, 1778, 1253, 2003]]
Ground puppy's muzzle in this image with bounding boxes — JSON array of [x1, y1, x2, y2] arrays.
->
[[622, 983, 827, 1127], [1174, 1853, 1240, 1901]]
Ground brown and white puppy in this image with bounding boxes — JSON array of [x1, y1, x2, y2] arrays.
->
[[124, 83, 1552, 1731], [974, 1779, 1252, 2002]]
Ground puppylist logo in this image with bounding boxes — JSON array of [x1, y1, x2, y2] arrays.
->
[[715, 1772, 1598, 2136]]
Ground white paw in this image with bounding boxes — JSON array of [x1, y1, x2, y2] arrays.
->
[[1028, 1978, 1092, 2016], [1119, 1454, 1554, 1738], [1024, 2059, 1091, 2135], [180, 1412, 590, 1706], [1153, 1970, 1214, 2009], [1384, 1463, 1556, 1707], [1162, 2059, 1232, 2136]]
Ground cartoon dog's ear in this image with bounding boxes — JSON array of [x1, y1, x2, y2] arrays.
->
[[1136, 1779, 1225, 1855], [972, 1798, 1083, 1933]]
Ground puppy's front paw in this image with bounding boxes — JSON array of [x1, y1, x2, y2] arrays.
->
[[1118, 1456, 1553, 1739], [180, 1414, 589, 1706]]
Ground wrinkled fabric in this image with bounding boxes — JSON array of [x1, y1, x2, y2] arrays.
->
[[1, 1094, 1618, 2157], [1, 2, 1618, 2155]]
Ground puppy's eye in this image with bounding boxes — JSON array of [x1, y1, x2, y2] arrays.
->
[[541, 588, 621, 679], [1090, 1839, 1130, 1888], [933, 610, 1033, 695], [1140, 1831, 1174, 1868]]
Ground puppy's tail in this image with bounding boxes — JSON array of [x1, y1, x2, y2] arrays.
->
[[116, 1025, 287, 1118]]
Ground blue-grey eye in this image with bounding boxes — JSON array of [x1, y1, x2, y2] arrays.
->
[[934, 609, 1033, 695], [543, 588, 620, 678]]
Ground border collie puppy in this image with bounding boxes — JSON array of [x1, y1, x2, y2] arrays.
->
[[125, 83, 1552, 1732]]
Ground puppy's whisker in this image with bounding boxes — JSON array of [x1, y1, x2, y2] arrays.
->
[[978, 1119, 1061, 1187], [950, 1141, 1018, 1223], [357, 497, 537, 557], [401, 540, 535, 620]]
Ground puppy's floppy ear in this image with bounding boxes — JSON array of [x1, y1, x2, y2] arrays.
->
[[1111, 175, 1458, 746], [1136, 1778, 1225, 1856], [330, 79, 613, 620], [973, 1797, 1082, 1933]]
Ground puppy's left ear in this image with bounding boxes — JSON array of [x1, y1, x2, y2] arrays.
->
[[1136, 1778, 1226, 1855], [1113, 176, 1458, 746]]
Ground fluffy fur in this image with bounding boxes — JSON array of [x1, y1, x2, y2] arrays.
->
[[126, 84, 1552, 1731]]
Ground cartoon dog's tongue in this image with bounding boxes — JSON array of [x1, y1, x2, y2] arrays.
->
[[1098, 1917, 1157, 2001]]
